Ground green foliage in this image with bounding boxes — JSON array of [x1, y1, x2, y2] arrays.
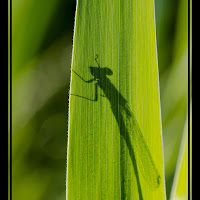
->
[[170, 117, 188, 200], [67, 0, 166, 199], [12, 35, 71, 200], [12, 0, 60, 75], [10, 0, 189, 199], [158, 0, 188, 197]]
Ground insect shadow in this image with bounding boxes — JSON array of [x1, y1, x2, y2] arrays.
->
[[70, 55, 161, 199]]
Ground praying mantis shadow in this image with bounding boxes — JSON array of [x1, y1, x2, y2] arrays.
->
[[70, 55, 161, 199]]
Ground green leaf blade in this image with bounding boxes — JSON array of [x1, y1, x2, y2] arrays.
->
[[170, 117, 188, 200], [67, 0, 166, 199]]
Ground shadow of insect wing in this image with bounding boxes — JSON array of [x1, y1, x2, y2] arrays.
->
[[130, 118, 161, 190]]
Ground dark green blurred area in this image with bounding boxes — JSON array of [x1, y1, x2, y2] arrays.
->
[[9, 0, 188, 199]]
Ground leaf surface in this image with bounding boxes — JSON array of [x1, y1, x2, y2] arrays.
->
[[67, 0, 166, 199], [170, 116, 188, 200]]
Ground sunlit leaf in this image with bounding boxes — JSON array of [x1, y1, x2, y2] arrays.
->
[[169, 116, 188, 200], [159, 0, 188, 196], [67, 0, 166, 199]]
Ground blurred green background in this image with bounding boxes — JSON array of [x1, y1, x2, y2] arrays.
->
[[9, 0, 188, 199]]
